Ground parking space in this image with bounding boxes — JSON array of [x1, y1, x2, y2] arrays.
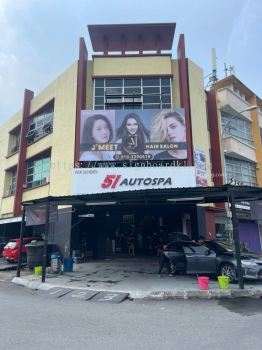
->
[[40, 287, 129, 303]]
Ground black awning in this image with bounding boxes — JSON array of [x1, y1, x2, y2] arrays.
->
[[22, 184, 262, 207]]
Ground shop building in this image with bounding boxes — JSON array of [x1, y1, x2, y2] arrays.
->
[[0, 23, 248, 257], [207, 75, 262, 252]]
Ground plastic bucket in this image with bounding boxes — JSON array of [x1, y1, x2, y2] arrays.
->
[[218, 275, 230, 289], [197, 276, 209, 290], [34, 266, 42, 276], [63, 257, 74, 273]]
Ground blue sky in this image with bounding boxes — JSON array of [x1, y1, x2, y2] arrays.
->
[[0, 0, 261, 124]]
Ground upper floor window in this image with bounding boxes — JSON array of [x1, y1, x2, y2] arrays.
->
[[27, 103, 54, 145], [7, 126, 21, 156], [26, 156, 51, 189], [225, 156, 257, 187], [221, 111, 253, 146], [4, 169, 17, 196], [94, 77, 172, 110]]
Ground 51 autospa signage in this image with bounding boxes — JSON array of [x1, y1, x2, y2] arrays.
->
[[72, 167, 196, 194]]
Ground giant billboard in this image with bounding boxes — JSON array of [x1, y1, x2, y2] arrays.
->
[[79, 109, 187, 162]]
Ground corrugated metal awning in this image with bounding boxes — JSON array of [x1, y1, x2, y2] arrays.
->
[[0, 216, 22, 225]]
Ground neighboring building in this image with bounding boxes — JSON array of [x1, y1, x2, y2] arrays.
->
[[1, 23, 260, 257], [207, 75, 262, 252]]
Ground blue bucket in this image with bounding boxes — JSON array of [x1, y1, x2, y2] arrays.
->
[[63, 257, 74, 272]]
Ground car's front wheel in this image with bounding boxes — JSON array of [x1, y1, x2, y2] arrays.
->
[[218, 263, 236, 282]]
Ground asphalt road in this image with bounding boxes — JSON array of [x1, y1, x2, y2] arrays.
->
[[0, 282, 262, 350]]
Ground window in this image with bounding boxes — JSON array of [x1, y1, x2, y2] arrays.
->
[[221, 111, 253, 146], [225, 156, 257, 186], [26, 156, 51, 189], [5, 169, 17, 196], [94, 77, 172, 110], [27, 104, 54, 144], [8, 126, 21, 156]]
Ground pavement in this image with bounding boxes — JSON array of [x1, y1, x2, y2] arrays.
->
[[2, 256, 261, 300]]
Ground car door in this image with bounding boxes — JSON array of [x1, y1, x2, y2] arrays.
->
[[191, 244, 217, 274], [182, 244, 199, 273], [164, 242, 186, 272]]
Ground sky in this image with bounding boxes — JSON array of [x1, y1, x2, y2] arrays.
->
[[0, 0, 261, 124]]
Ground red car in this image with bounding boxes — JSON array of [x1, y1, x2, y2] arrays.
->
[[2, 237, 43, 263]]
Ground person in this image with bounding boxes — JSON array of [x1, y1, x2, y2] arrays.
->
[[150, 109, 187, 159], [126, 228, 135, 256], [116, 112, 150, 157], [157, 244, 172, 277], [80, 114, 114, 161]]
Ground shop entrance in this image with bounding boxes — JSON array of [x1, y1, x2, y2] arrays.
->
[[71, 204, 197, 260]]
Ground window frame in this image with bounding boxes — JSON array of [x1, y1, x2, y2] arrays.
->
[[93, 77, 172, 110]]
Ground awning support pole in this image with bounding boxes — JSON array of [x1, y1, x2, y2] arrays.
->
[[16, 206, 26, 278], [41, 202, 50, 283], [229, 189, 244, 289]]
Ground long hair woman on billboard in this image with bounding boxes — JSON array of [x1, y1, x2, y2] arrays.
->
[[150, 109, 187, 160], [116, 112, 150, 157], [80, 114, 114, 161]]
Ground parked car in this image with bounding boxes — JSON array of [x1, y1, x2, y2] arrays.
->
[[167, 232, 191, 242], [164, 240, 262, 282], [2, 237, 43, 263], [203, 240, 262, 282], [164, 241, 217, 276]]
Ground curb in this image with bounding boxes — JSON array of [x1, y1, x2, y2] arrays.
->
[[146, 289, 262, 300], [11, 277, 262, 300]]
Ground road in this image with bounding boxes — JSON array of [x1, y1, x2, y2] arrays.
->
[[0, 282, 262, 350]]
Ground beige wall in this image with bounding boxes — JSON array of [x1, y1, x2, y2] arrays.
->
[[187, 59, 213, 185], [32, 62, 78, 197], [93, 55, 172, 76], [171, 59, 181, 107], [0, 62, 78, 218], [22, 61, 78, 199], [0, 111, 22, 215]]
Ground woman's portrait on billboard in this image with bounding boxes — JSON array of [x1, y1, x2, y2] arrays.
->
[[116, 112, 150, 156], [150, 109, 187, 160], [80, 113, 115, 161]]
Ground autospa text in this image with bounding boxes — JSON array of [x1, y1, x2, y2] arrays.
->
[[100, 175, 172, 189]]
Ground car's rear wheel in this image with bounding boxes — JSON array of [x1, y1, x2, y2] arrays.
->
[[218, 263, 236, 282]]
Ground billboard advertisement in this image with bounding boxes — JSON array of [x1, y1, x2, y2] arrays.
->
[[79, 109, 187, 162], [72, 166, 196, 195], [194, 148, 208, 187]]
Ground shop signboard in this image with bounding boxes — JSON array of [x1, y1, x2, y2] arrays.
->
[[194, 148, 208, 187], [72, 166, 196, 195], [79, 108, 187, 162]]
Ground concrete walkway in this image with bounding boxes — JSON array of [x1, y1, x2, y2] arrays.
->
[[10, 256, 262, 299]]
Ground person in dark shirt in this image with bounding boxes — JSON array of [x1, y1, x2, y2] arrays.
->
[[157, 245, 172, 277]]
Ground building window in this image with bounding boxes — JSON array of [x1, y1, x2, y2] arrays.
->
[[26, 104, 54, 145], [26, 156, 51, 189], [94, 77, 172, 110], [7, 126, 21, 156], [221, 111, 253, 146], [5, 169, 17, 196], [225, 156, 257, 187]]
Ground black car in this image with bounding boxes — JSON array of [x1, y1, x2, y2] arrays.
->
[[164, 241, 217, 276], [203, 240, 262, 282], [164, 240, 262, 282]]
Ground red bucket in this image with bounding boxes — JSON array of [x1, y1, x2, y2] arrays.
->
[[197, 276, 209, 290]]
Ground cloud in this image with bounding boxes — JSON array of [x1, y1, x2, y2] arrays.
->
[[226, 0, 259, 57]]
